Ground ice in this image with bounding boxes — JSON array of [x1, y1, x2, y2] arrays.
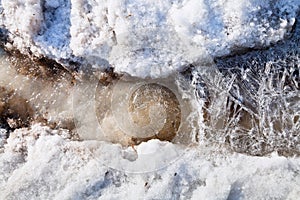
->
[[198, 17, 300, 156], [0, 48, 75, 131]]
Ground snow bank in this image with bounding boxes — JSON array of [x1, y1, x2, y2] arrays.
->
[[0, 0, 299, 77], [0, 124, 300, 199]]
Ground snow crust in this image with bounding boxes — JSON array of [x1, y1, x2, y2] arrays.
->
[[0, 124, 300, 200], [0, 0, 299, 77]]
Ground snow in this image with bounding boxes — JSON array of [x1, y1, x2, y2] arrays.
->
[[0, 0, 299, 77], [0, 128, 6, 150], [0, 124, 300, 199]]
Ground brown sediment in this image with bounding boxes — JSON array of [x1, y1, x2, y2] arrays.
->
[[0, 84, 79, 140], [0, 86, 33, 130], [0, 49, 84, 138], [6, 49, 76, 83], [95, 67, 122, 86]]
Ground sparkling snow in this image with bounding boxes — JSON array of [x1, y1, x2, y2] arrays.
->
[[0, 0, 299, 77]]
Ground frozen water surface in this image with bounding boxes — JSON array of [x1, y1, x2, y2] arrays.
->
[[0, 0, 299, 199]]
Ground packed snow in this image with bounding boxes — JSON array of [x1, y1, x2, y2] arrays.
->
[[1, 124, 300, 200], [0, 0, 299, 77]]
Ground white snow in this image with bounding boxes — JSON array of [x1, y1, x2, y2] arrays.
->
[[0, 0, 299, 77], [0, 124, 300, 199], [0, 128, 6, 150]]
